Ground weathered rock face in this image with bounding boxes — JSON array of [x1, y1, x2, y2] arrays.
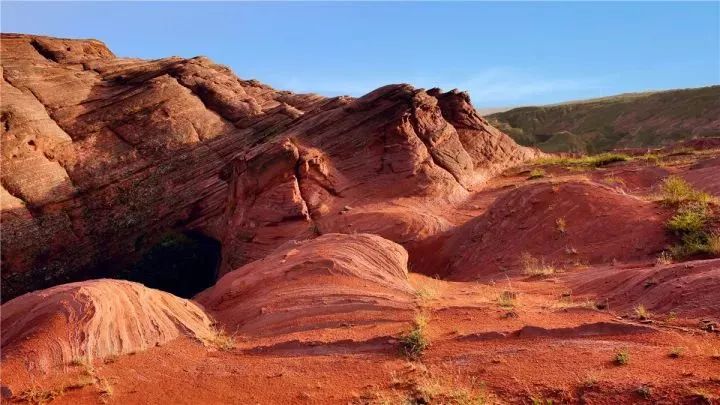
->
[[1, 33, 539, 299], [423, 181, 669, 281], [195, 233, 416, 336], [0, 279, 216, 369]]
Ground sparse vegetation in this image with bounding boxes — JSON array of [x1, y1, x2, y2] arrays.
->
[[17, 386, 64, 404], [497, 290, 517, 308], [555, 217, 567, 233], [635, 385, 652, 399], [209, 327, 236, 351], [521, 253, 558, 277], [614, 348, 630, 365], [399, 314, 430, 359], [536, 152, 630, 168], [660, 176, 713, 207], [669, 347, 685, 358], [660, 176, 718, 259], [656, 251, 673, 265], [531, 397, 555, 405], [414, 286, 438, 302], [489, 86, 720, 153], [64, 376, 96, 390], [689, 389, 717, 404], [634, 304, 651, 320], [666, 203, 717, 258], [602, 176, 626, 187], [98, 378, 114, 403], [528, 168, 546, 179]]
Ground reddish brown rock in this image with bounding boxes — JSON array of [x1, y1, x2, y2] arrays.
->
[[195, 233, 416, 336], [421, 180, 669, 281], [1, 279, 215, 369], [568, 258, 720, 318], [1, 33, 539, 299]]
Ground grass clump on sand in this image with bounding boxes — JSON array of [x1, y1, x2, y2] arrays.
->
[[399, 314, 430, 359], [209, 327, 236, 351], [660, 176, 719, 259], [660, 176, 713, 207], [528, 168, 546, 179], [633, 304, 651, 320], [536, 152, 630, 168], [497, 290, 518, 309], [521, 253, 558, 277], [614, 348, 630, 366], [668, 347, 685, 358], [666, 202, 718, 258]]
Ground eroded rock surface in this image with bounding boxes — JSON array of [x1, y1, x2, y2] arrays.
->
[[196, 233, 416, 336], [1, 33, 539, 299], [0, 279, 215, 369]]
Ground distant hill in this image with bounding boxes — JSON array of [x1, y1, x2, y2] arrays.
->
[[487, 86, 720, 153]]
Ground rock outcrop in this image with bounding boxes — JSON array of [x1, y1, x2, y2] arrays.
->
[[569, 258, 720, 318], [0, 279, 215, 369], [1, 33, 539, 299], [195, 233, 416, 336], [420, 181, 669, 280]]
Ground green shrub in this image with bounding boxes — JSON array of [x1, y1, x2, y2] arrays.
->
[[660, 176, 712, 206], [528, 168, 546, 179], [666, 203, 718, 258], [536, 152, 630, 168], [399, 315, 430, 359], [614, 349, 630, 365], [667, 203, 709, 234]]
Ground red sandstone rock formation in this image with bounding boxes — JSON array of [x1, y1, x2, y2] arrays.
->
[[196, 233, 416, 336], [0, 33, 539, 299], [0, 279, 215, 370]]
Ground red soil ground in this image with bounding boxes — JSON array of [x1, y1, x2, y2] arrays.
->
[[3, 149, 719, 405]]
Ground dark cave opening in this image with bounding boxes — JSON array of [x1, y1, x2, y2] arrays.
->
[[124, 231, 221, 298]]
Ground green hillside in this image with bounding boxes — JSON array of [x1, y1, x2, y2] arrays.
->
[[487, 86, 720, 153]]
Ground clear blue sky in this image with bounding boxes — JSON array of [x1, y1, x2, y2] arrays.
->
[[2, 2, 719, 107]]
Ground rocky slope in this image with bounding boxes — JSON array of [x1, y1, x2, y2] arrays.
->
[[488, 86, 720, 153], [0, 33, 539, 300]]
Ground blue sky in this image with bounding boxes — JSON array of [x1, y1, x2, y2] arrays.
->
[[2, 2, 719, 107]]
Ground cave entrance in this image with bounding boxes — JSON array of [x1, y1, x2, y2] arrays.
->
[[126, 230, 221, 298]]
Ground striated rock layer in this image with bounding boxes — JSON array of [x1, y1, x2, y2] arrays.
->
[[195, 233, 416, 336], [419, 181, 669, 281], [0, 279, 216, 369], [1, 33, 539, 299]]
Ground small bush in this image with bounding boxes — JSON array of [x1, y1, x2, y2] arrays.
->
[[667, 203, 709, 234], [399, 315, 430, 359], [528, 169, 546, 179], [636, 385, 652, 399], [614, 349, 630, 365], [668, 347, 684, 358], [665, 196, 718, 259], [209, 327, 236, 351], [634, 304, 651, 320], [660, 176, 712, 207], [497, 290, 517, 308], [521, 253, 557, 277], [707, 233, 720, 255], [656, 251, 673, 265]]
